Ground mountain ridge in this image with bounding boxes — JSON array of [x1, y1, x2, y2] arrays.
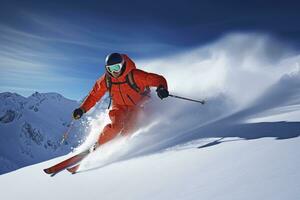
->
[[0, 91, 80, 174]]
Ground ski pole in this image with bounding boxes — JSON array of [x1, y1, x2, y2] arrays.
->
[[168, 94, 205, 104], [60, 119, 75, 144]]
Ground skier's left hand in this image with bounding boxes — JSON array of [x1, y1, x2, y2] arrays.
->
[[73, 108, 84, 120], [156, 85, 169, 99]]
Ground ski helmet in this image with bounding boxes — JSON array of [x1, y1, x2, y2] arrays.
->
[[105, 53, 125, 76], [105, 53, 124, 66]]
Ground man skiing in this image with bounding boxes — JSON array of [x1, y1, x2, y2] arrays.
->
[[43, 53, 204, 176], [72, 53, 169, 149]]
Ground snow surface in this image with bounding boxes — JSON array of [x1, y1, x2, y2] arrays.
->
[[1, 33, 300, 200], [0, 137, 299, 200]]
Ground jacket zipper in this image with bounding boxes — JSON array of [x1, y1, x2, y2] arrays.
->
[[118, 84, 126, 105], [127, 94, 136, 105]]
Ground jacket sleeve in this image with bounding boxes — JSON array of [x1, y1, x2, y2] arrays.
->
[[80, 75, 107, 112], [134, 69, 168, 90]]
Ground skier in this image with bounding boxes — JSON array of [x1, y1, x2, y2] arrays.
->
[[72, 53, 169, 149], [44, 53, 205, 176]]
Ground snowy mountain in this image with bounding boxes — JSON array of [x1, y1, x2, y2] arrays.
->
[[0, 92, 81, 174]]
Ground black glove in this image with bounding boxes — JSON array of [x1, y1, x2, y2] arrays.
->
[[156, 85, 169, 99], [72, 108, 84, 120]]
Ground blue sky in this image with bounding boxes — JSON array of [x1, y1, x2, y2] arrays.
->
[[1, 0, 300, 100]]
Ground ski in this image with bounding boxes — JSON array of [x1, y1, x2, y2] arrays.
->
[[67, 164, 81, 174], [66, 144, 99, 174], [43, 149, 91, 176]]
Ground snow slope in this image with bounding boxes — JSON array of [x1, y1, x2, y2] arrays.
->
[[1, 33, 300, 200], [0, 137, 299, 200]]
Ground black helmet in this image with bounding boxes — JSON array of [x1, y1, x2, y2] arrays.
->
[[105, 53, 123, 66]]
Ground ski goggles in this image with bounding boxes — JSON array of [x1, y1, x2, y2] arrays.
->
[[106, 63, 123, 73]]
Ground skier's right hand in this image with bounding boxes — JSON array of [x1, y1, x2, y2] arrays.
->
[[72, 108, 84, 120], [156, 85, 169, 100]]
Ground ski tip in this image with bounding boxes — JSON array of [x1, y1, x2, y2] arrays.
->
[[43, 168, 57, 177], [43, 168, 52, 174]]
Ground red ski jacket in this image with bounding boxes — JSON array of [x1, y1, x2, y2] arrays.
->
[[80, 54, 168, 112]]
